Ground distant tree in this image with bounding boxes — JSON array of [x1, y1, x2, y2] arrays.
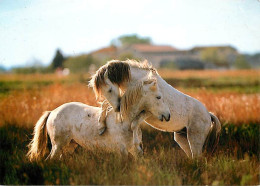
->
[[51, 49, 65, 70], [200, 47, 238, 67], [63, 54, 101, 73], [200, 48, 226, 66], [234, 55, 251, 69], [111, 34, 151, 46]]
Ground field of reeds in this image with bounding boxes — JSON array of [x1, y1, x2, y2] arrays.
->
[[0, 69, 259, 185]]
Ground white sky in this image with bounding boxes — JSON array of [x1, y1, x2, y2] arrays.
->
[[0, 0, 260, 68]]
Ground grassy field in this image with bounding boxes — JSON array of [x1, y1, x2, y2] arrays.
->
[[0, 70, 259, 185]]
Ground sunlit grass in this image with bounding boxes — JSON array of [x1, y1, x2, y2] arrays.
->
[[0, 70, 259, 185], [0, 82, 259, 127]]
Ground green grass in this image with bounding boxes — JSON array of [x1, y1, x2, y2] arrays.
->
[[165, 77, 260, 93], [0, 74, 259, 97], [0, 81, 53, 97], [0, 123, 259, 185], [0, 74, 87, 97]]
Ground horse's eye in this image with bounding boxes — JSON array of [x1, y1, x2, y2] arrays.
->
[[108, 88, 112, 93], [156, 96, 161, 100]]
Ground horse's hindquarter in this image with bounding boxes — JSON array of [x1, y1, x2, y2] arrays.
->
[[46, 102, 131, 153], [48, 102, 99, 135], [76, 106, 130, 151]]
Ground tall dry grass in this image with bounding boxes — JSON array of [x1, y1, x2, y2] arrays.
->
[[0, 83, 97, 127], [0, 72, 259, 185], [188, 91, 260, 124], [0, 83, 259, 127]]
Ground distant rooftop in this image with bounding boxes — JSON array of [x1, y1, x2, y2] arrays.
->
[[91, 46, 117, 54], [131, 44, 178, 52]]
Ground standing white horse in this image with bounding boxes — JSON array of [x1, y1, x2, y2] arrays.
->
[[89, 60, 221, 158], [27, 78, 170, 161]]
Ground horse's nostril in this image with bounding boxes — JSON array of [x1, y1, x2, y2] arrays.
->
[[168, 114, 171, 121], [116, 105, 120, 112], [160, 115, 164, 121]]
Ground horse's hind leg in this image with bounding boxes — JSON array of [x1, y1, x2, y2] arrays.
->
[[46, 144, 63, 160], [187, 122, 211, 158], [174, 132, 192, 158], [46, 136, 72, 160]]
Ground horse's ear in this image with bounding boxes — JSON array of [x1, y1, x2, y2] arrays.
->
[[104, 70, 112, 85], [104, 69, 108, 79], [143, 79, 157, 91]]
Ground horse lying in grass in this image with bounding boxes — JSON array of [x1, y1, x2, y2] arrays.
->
[[27, 78, 170, 161], [89, 59, 221, 158]]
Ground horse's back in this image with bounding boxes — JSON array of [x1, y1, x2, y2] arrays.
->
[[47, 102, 100, 135], [51, 102, 99, 117]]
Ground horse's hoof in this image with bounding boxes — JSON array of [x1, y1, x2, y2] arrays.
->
[[99, 127, 106, 135]]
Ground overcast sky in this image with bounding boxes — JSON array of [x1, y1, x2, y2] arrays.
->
[[0, 0, 260, 68]]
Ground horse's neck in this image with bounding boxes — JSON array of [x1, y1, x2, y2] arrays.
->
[[157, 72, 189, 100], [129, 67, 185, 99], [130, 67, 149, 81], [127, 67, 191, 109]]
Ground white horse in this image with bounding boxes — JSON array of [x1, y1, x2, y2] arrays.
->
[[27, 78, 170, 161], [89, 60, 221, 158]]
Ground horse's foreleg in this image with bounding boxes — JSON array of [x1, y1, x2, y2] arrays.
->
[[131, 111, 149, 131], [174, 132, 192, 158], [132, 127, 143, 157], [131, 111, 148, 157], [98, 101, 109, 135], [98, 113, 107, 135]]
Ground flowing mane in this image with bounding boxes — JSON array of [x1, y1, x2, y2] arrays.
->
[[89, 59, 156, 99], [120, 81, 143, 119]]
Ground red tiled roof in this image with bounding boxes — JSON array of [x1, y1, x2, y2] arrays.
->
[[132, 44, 177, 52], [92, 46, 117, 54]]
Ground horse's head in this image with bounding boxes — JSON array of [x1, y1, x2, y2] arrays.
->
[[99, 70, 121, 112], [89, 61, 131, 112], [120, 78, 170, 122], [142, 78, 171, 122]]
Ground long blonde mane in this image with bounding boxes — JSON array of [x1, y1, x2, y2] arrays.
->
[[120, 81, 143, 119], [120, 76, 157, 120], [89, 59, 157, 99]]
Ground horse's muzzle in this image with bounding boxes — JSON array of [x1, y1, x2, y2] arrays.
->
[[160, 113, 171, 122]]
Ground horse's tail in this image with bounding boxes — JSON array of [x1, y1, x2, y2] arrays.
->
[[27, 111, 51, 161], [204, 112, 221, 154]]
